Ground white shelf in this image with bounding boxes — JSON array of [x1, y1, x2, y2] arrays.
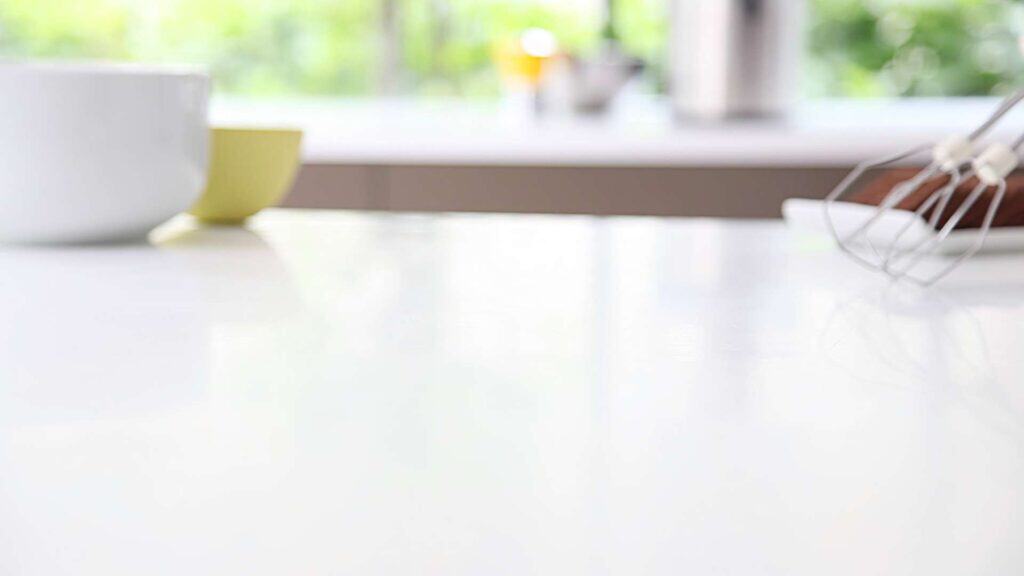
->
[[211, 96, 1022, 167]]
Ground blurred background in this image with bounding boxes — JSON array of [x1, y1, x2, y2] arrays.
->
[[5, 0, 1024, 216], [4, 0, 1023, 98]]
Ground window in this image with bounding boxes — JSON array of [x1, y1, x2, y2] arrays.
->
[[1, 0, 1021, 99], [807, 0, 1024, 97], [0, 0, 664, 97]]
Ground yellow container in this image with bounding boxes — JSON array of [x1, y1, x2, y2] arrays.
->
[[495, 43, 548, 87], [494, 30, 559, 88], [189, 127, 303, 224]]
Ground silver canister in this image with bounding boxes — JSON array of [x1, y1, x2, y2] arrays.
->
[[670, 0, 805, 120]]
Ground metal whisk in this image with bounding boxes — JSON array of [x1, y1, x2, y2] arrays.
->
[[824, 91, 1024, 286]]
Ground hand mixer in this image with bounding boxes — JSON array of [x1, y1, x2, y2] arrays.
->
[[798, 91, 1024, 286]]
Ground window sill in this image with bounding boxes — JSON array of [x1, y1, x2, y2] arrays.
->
[[211, 96, 1012, 168]]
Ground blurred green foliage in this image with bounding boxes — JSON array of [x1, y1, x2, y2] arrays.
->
[[0, 0, 1020, 98], [807, 0, 1024, 97]]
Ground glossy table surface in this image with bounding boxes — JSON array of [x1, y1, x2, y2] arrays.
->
[[2, 209, 1024, 575]]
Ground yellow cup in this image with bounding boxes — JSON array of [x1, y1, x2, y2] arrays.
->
[[189, 127, 303, 224]]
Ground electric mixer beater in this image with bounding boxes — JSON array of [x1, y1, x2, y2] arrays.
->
[[821, 90, 1024, 286]]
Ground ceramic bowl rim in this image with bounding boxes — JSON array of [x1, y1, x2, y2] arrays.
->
[[0, 59, 208, 79], [211, 126, 304, 138]]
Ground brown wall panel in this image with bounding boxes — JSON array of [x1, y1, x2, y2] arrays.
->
[[281, 164, 380, 210], [284, 164, 851, 218]]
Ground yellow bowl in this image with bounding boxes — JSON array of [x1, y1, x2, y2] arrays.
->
[[189, 127, 303, 224]]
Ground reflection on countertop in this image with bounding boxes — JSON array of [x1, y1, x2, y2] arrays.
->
[[3, 209, 1024, 575]]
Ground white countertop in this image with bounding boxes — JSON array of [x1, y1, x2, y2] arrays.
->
[[3, 209, 1024, 574], [212, 96, 1024, 167]]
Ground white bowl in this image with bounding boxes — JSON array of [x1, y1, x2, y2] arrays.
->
[[0, 62, 210, 244]]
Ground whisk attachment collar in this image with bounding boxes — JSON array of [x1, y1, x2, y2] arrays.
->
[[933, 135, 974, 172], [973, 142, 1019, 186]]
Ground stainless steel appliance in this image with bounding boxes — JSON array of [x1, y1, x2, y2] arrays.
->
[[671, 0, 804, 120]]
